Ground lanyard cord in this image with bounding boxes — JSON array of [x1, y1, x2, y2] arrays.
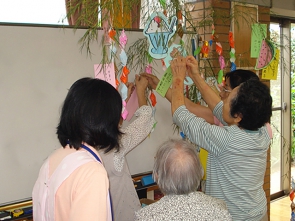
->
[[80, 143, 101, 163], [80, 143, 114, 221]]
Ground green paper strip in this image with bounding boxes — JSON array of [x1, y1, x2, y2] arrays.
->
[[230, 51, 235, 58], [217, 70, 223, 84], [156, 66, 173, 97], [194, 46, 201, 56]]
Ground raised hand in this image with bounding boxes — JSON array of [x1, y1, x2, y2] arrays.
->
[[140, 73, 159, 90], [125, 82, 135, 103], [135, 74, 148, 92], [170, 56, 187, 80], [186, 55, 200, 79], [135, 74, 148, 107]]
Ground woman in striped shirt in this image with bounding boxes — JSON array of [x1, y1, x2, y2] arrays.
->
[[170, 55, 272, 221]]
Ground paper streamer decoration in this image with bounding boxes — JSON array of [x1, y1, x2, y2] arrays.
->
[[218, 70, 223, 84], [145, 65, 152, 74], [118, 83, 128, 101], [108, 29, 117, 62], [229, 31, 236, 72], [121, 100, 128, 120], [216, 41, 224, 84], [119, 29, 127, 48], [150, 92, 157, 106], [215, 42, 223, 56], [119, 30, 130, 83], [209, 24, 215, 46]]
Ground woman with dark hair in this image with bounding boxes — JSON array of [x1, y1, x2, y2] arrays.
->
[[170, 56, 272, 221], [33, 77, 123, 221]]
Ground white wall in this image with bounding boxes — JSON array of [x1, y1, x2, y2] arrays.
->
[[0, 24, 178, 205]]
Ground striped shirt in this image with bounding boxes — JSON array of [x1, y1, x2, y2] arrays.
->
[[173, 102, 270, 221]]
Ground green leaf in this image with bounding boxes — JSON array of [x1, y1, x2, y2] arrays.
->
[[159, 0, 166, 9], [148, 54, 153, 64]]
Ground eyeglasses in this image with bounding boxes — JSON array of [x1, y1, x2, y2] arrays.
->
[[221, 87, 232, 93]]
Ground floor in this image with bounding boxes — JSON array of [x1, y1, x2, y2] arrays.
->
[[269, 165, 295, 220], [270, 196, 292, 221]]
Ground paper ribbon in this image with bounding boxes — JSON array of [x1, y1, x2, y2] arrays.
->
[[229, 48, 236, 62], [109, 29, 116, 40], [216, 42, 223, 55], [230, 62, 236, 71], [118, 83, 128, 101], [161, 59, 167, 71], [116, 79, 120, 89], [145, 65, 152, 74], [120, 66, 130, 83], [219, 56, 225, 70], [119, 29, 127, 49], [217, 70, 223, 84], [229, 31, 236, 71], [150, 91, 157, 106], [229, 31, 235, 48], [109, 44, 117, 61], [121, 100, 129, 120], [120, 50, 127, 66]]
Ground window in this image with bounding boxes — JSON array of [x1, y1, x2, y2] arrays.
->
[[0, 0, 68, 25]]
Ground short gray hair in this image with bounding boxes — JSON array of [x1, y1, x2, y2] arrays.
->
[[153, 138, 204, 195]]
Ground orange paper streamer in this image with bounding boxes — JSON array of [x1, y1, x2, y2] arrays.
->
[[150, 92, 157, 106], [109, 29, 116, 40], [229, 32, 235, 48]]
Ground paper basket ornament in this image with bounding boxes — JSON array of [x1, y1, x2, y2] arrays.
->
[[255, 39, 276, 70], [143, 12, 177, 59]]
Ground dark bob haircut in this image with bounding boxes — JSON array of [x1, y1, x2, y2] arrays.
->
[[57, 77, 123, 153], [225, 69, 259, 89], [230, 78, 272, 130]]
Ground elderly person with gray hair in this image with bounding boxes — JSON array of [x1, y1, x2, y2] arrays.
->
[[134, 139, 232, 221]]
